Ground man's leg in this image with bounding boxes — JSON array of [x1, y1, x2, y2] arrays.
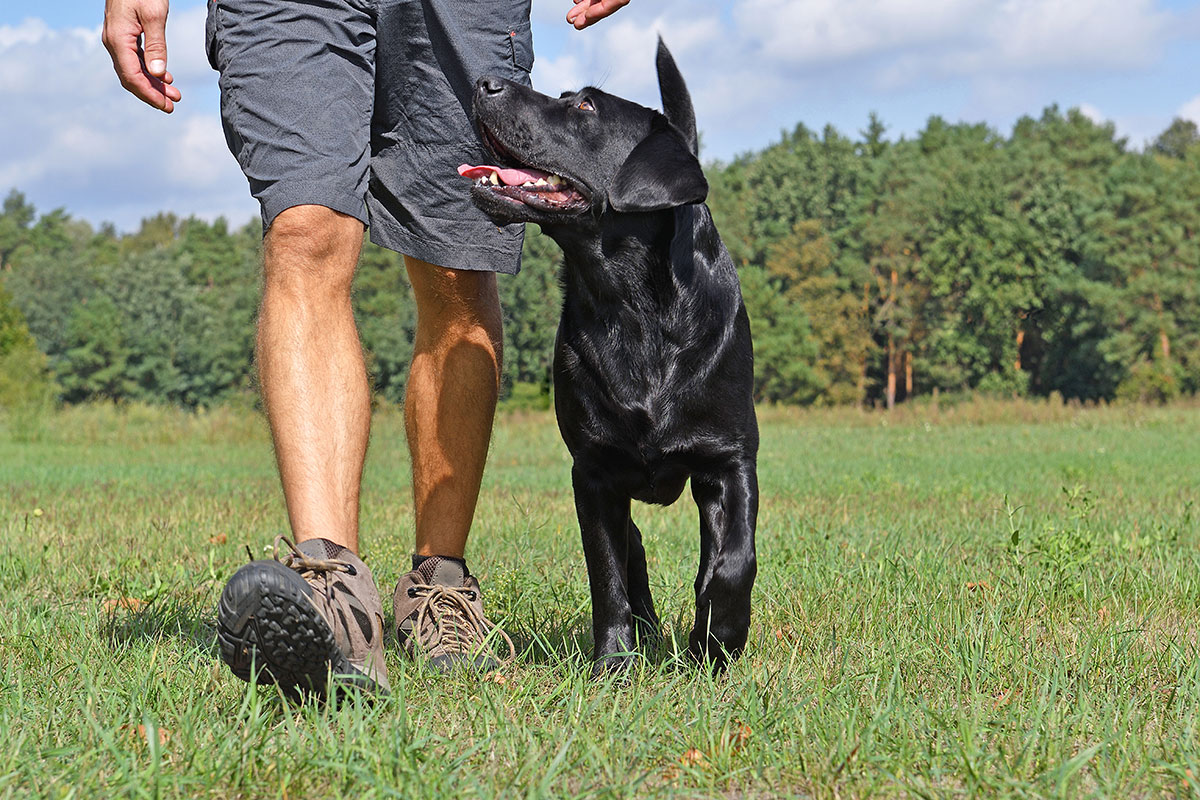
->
[[365, 0, 530, 670], [403, 257, 503, 559], [389, 257, 517, 671], [257, 205, 370, 553], [217, 204, 390, 696]]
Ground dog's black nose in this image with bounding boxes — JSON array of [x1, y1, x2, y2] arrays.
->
[[477, 76, 505, 96]]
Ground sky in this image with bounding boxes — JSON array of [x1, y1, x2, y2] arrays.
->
[[2, 0, 1199, 232]]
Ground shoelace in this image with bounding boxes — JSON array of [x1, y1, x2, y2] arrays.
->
[[409, 584, 516, 663], [272, 535, 357, 578]]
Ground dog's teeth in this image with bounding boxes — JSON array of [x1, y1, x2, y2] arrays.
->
[[489, 172, 500, 185], [534, 178, 547, 186], [547, 175, 562, 186], [522, 181, 535, 187]]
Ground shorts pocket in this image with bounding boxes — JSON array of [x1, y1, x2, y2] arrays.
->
[[204, 0, 221, 71], [507, 20, 533, 75]]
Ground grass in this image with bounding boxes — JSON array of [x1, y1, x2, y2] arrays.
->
[[3, 397, 1200, 798]]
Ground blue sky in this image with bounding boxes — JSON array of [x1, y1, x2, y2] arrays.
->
[[3, 0, 1199, 231]]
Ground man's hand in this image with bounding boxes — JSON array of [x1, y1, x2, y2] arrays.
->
[[102, 0, 181, 112], [566, 0, 631, 30]]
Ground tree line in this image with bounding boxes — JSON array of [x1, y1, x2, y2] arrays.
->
[[2, 107, 1199, 411]]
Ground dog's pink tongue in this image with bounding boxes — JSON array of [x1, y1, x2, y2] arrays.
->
[[458, 163, 551, 185]]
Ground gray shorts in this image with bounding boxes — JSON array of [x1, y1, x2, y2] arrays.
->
[[204, 0, 532, 274]]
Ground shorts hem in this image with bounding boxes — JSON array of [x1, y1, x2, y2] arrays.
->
[[260, 186, 369, 232], [368, 217, 524, 275]]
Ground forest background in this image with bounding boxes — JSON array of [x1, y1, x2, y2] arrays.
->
[[2, 107, 1200, 415]]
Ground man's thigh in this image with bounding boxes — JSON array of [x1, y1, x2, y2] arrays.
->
[[206, 0, 376, 230], [368, 0, 534, 275]]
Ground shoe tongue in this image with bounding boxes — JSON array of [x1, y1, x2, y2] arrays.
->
[[296, 538, 346, 561], [417, 556, 468, 587]]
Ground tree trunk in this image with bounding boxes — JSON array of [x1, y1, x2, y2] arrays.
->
[[886, 333, 896, 411], [1015, 328, 1025, 372], [1155, 294, 1170, 361], [859, 283, 870, 408], [886, 269, 898, 410]]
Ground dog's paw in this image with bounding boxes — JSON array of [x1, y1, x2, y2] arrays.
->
[[632, 616, 663, 650], [687, 630, 740, 673], [590, 650, 639, 679]]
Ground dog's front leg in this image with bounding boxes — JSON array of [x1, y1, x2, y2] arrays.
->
[[626, 518, 661, 647], [689, 460, 758, 669], [572, 467, 638, 674]]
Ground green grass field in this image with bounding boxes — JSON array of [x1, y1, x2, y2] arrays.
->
[[4, 399, 1200, 798]]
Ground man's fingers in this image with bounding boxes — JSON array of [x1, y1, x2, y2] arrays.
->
[[139, 6, 168, 76], [136, 42, 180, 102], [141, 63, 178, 111], [115, 45, 176, 111], [161, 70, 181, 101], [110, 33, 158, 103], [566, 0, 630, 30], [102, 0, 178, 114], [159, 73, 182, 103], [566, 1, 590, 29]]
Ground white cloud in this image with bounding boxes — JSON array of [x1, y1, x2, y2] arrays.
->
[[1, 0, 1194, 228], [529, 6, 756, 157], [991, 0, 1169, 70], [533, 13, 700, 99], [530, 50, 586, 97], [1180, 94, 1200, 126], [734, 0, 987, 66], [732, 0, 1172, 76], [0, 6, 256, 230], [1078, 103, 1107, 125], [531, 0, 572, 27], [528, 0, 1186, 159], [531, 4, 735, 125], [0, 17, 56, 48]]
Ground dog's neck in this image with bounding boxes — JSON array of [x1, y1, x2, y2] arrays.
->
[[544, 205, 738, 320]]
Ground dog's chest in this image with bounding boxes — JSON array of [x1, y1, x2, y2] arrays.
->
[[555, 305, 726, 479]]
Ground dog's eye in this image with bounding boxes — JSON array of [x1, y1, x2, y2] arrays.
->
[[577, 98, 595, 112]]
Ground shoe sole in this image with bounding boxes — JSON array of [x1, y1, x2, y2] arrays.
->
[[217, 560, 381, 699]]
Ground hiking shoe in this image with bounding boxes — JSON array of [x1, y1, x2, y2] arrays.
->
[[217, 536, 390, 698], [392, 557, 515, 672]]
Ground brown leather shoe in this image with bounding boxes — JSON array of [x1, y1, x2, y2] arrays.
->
[[218, 536, 390, 698], [392, 557, 515, 672]]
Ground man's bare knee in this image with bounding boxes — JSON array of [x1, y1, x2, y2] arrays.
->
[[264, 205, 364, 299], [406, 257, 503, 345]]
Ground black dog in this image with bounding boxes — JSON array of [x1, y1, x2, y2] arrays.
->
[[462, 41, 758, 672]]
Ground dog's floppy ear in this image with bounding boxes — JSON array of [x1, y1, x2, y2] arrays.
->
[[608, 119, 708, 213], [656, 38, 698, 155]]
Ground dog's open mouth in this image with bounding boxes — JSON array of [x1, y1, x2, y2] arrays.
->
[[459, 128, 590, 215]]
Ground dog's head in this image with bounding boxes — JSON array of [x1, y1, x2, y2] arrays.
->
[[463, 39, 708, 226]]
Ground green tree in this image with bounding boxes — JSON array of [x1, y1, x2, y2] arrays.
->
[[0, 280, 55, 411], [354, 239, 416, 404], [1152, 118, 1200, 160], [57, 294, 134, 402], [765, 220, 872, 404], [0, 190, 35, 270], [499, 227, 561, 402], [739, 264, 823, 404]]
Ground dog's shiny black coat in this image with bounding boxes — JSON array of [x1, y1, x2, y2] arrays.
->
[[469, 42, 758, 671]]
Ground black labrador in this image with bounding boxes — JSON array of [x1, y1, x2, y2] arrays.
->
[[462, 40, 758, 672]]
